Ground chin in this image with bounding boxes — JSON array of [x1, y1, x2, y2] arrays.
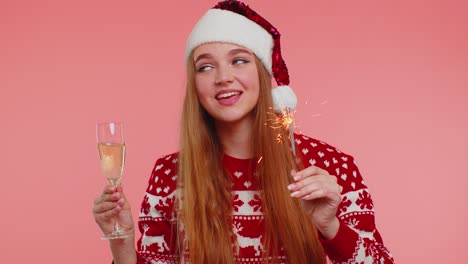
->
[[212, 111, 254, 125]]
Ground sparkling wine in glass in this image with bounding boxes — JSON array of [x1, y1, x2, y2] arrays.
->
[[96, 121, 133, 240]]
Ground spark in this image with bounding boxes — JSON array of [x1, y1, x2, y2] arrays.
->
[[257, 156, 263, 164], [267, 106, 297, 157], [267, 106, 296, 131], [276, 133, 283, 144]]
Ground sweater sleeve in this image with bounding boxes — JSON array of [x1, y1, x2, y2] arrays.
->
[[320, 156, 394, 263], [135, 153, 180, 264], [295, 134, 394, 263]]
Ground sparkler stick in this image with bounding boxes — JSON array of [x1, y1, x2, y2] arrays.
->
[[287, 108, 296, 157]]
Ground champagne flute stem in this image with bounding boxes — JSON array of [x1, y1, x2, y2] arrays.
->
[[114, 219, 121, 233]]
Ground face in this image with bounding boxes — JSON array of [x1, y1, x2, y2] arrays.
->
[[193, 42, 260, 126]]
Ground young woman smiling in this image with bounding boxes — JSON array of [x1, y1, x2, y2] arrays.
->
[[92, 1, 394, 263]]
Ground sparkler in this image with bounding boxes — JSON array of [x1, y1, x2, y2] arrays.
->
[[267, 106, 297, 157]]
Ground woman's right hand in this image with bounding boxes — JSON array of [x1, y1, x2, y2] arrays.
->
[[92, 184, 135, 236]]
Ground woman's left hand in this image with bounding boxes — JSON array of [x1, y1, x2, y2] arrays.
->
[[287, 166, 342, 239]]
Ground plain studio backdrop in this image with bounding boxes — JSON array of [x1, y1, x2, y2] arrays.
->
[[1, 0, 467, 263]]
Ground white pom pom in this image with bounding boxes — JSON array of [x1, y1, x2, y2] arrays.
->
[[271, 85, 297, 113]]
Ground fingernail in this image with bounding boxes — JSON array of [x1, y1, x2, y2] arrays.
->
[[287, 184, 295, 190], [293, 175, 300, 181], [291, 191, 299, 197], [118, 198, 125, 205]]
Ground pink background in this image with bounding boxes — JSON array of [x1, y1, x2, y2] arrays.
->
[[2, 0, 467, 263]]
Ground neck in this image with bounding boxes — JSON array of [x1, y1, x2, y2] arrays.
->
[[215, 117, 253, 159]]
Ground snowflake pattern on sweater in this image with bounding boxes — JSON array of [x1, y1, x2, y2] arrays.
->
[[135, 134, 394, 263]]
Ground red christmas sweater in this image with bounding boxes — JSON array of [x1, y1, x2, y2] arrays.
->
[[136, 134, 394, 263]]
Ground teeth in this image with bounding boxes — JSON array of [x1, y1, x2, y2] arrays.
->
[[217, 91, 240, 99]]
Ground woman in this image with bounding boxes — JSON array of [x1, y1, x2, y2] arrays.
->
[[93, 1, 394, 263]]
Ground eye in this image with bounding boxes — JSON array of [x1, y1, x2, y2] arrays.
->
[[197, 65, 213, 72], [233, 58, 249, 65]]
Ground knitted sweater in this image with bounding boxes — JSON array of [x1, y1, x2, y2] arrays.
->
[[136, 134, 394, 263]]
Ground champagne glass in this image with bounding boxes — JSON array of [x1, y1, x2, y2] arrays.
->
[[96, 121, 133, 240]]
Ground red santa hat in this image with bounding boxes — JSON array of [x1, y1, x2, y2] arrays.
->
[[185, 0, 297, 113]]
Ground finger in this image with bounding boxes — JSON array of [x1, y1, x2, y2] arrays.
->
[[110, 186, 131, 210], [290, 181, 325, 198], [292, 166, 329, 181], [117, 185, 127, 200], [102, 184, 118, 195], [114, 184, 130, 207], [94, 191, 122, 205], [288, 174, 331, 191], [93, 198, 125, 214], [94, 205, 123, 222], [302, 188, 342, 202], [294, 181, 341, 201], [93, 201, 115, 215], [119, 193, 131, 210], [303, 184, 341, 201], [291, 180, 340, 198], [94, 185, 118, 204]]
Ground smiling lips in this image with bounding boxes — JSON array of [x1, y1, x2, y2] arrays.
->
[[215, 90, 242, 106]]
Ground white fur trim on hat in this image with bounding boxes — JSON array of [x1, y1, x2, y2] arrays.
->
[[185, 9, 274, 75], [272, 85, 297, 113]]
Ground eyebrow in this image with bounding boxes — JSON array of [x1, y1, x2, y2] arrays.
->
[[194, 53, 213, 64], [194, 48, 252, 64], [228, 48, 252, 56]]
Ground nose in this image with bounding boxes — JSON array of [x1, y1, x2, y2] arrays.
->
[[215, 64, 234, 85]]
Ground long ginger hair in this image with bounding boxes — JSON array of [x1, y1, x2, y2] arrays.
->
[[178, 53, 326, 263]]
